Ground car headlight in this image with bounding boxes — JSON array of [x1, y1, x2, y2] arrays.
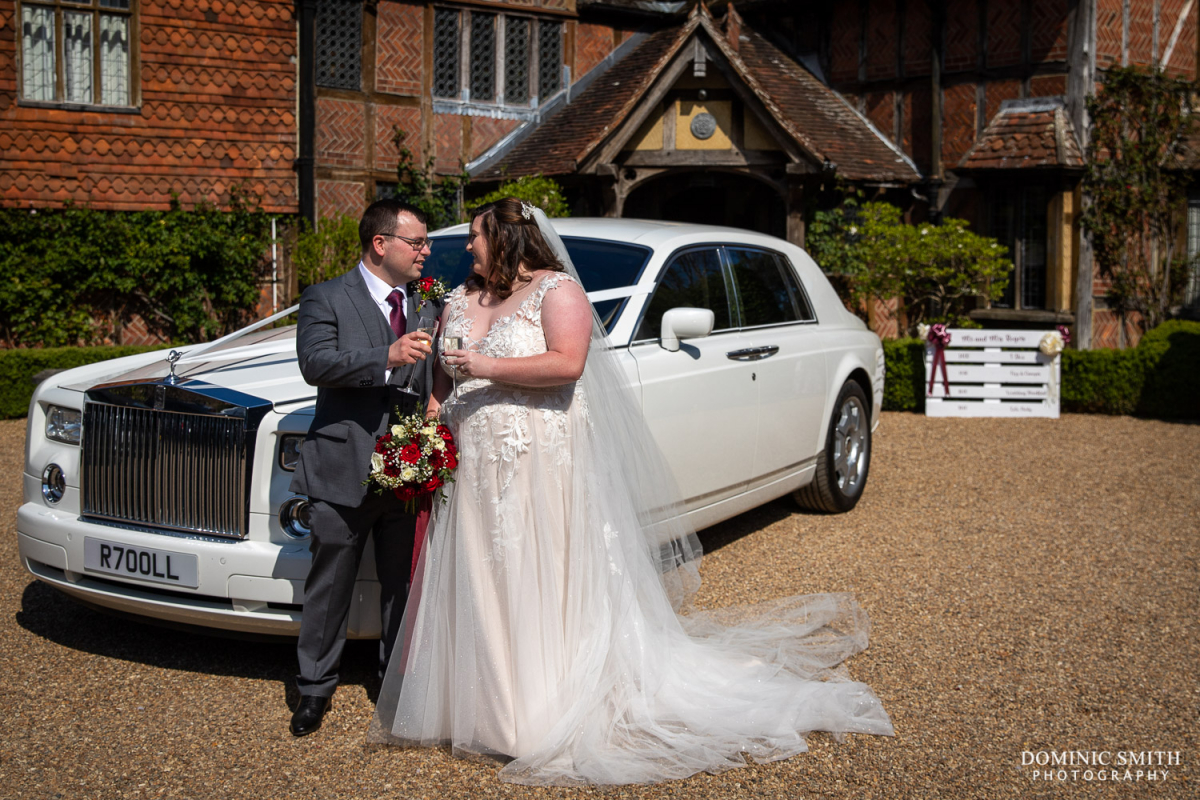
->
[[279, 435, 304, 471], [46, 406, 82, 445], [42, 464, 65, 504], [279, 496, 312, 539]]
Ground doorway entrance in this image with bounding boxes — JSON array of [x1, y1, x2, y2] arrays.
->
[[623, 171, 786, 237]]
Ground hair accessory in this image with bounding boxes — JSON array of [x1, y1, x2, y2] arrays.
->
[[520, 202, 535, 220]]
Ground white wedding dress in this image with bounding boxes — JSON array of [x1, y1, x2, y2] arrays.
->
[[368, 273, 893, 785]]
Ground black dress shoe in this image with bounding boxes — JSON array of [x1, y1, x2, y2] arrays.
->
[[290, 695, 332, 737]]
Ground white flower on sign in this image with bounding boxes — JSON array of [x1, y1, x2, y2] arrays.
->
[[918, 323, 930, 341], [1039, 331, 1065, 356]]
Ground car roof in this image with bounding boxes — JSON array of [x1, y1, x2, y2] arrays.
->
[[430, 217, 792, 251]]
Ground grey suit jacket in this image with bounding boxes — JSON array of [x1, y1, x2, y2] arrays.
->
[[289, 267, 444, 508]]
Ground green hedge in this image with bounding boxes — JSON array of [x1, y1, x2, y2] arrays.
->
[[881, 320, 1200, 419], [0, 345, 171, 419]]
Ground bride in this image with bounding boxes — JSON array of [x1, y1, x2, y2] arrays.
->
[[368, 198, 893, 785]]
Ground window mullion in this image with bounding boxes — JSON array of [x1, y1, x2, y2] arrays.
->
[[496, 14, 505, 106], [92, 7, 101, 103], [55, 6, 65, 102], [529, 20, 539, 108], [460, 10, 471, 102]]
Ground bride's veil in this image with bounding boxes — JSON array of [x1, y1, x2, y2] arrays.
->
[[529, 207, 704, 608]]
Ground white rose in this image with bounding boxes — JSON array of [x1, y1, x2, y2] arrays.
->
[[422, 425, 438, 437], [433, 438, 446, 452], [1038, 331, 1064, 356], [390, 425, 403, 437], [370, 452, 385, 473], [918, 323, 930, 341], [400, 466, 418, 482]]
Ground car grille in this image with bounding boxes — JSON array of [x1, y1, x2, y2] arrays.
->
[[81, 403, 249, 538]]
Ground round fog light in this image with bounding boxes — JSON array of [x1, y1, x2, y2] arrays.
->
[[42, 463, 65, 504], [280, 497, 313, 539]]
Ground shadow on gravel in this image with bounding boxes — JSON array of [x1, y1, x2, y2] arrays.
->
[[697, 496, 802, 554], [15, 579, 383, 707]]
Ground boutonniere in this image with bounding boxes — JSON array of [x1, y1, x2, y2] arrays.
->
[[409, 276, 448, 313]]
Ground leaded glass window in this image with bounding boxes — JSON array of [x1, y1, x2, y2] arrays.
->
[[1186, 191, 1200, 307], [316, 0, 362, 91], [19, 0, 133, 106], [538, 21, 562, 100], [470, 12, 496, 102], [989, 185, 1048, 310], [504, 17, 530, 106], [433, 8, 461, 99]]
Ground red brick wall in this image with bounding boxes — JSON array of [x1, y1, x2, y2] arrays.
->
[[944, 0, 978, 72], [1096, 0, 1124, 69], [1030, 0, 1070, 62], [904, 0, 932, 76], [0, 0, 297, 212], [865, 91, 894, 138], [985, 0, 1021, 68], [1129, 0, 1156, 65], [830, 3, 860, 83], [1161, 0, 1198, 78], [376, 1, 423, 95], [903, 87, 933, 174], [942, 83, 977, 167], [984, 79, 1020, 121], [575, 23, 615, 78], [866, 0, 897, 81], [434, 113, 463, 174], [317, 180, 367, 221], [316, 98, 367, 170], [374, 105, 424, 173], [1029, 74, 1068, 97], [470, 116, 521, 161]]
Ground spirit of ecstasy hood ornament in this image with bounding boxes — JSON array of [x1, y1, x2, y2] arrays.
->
[[164, 350, 183, 385]]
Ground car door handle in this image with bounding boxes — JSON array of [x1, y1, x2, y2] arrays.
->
[[725, 346, 780, 361]]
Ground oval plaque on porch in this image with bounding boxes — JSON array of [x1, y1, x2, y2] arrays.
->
[[690, 112, 718, 140]]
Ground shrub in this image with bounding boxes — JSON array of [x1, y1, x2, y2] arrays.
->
[[293, 213, 361, 291], [471, 174, 571, 217], [0, 345, 172, 419], [881, 338, 926, 413]]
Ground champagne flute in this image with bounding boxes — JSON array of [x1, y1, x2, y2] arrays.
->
[[442, 335, 464, 405], [397, 320, 437, 396]]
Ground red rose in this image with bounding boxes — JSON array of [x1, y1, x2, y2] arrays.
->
[[428, 452, 443, 469], [443, 450, 458, 469], [420, 277, 435, 292], [423, 475, 443, 492], [394, 486, 420, 501], [400, 444, 421, 463]]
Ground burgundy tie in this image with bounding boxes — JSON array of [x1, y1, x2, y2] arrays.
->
[[386, 289, 406, 338]]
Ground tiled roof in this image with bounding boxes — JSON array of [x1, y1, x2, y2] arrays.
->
[[958, 99, 1085, 170], [475, 26, 687, 181], [479, 6, 921, 184]]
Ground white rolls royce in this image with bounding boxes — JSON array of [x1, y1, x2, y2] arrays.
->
[[18, 219, 884, 637]]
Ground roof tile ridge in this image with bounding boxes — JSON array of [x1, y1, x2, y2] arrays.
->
[[695, 17, 824, 163], [572, 19, 701, 167]]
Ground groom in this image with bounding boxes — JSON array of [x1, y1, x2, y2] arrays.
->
[[288, 199, 442, 737]]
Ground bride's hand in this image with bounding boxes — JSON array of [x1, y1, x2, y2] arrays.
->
[[443, 348, 491, 380]]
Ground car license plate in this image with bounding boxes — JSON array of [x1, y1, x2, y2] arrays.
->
[[83, 537, 200, 589]]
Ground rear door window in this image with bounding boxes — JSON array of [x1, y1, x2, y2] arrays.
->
[[636, 248, 732, 340], [726, 247, 799, 327]]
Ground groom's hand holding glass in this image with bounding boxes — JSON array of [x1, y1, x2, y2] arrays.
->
[[388, 330, 434, 367]]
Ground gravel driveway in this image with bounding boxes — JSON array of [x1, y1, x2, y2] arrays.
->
[[2, 412, 1197, 799]]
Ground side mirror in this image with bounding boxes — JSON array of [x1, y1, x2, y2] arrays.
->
[[660, 307, 715, 352]]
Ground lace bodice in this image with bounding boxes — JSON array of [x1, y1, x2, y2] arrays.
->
[[441, 272, 580, 378]]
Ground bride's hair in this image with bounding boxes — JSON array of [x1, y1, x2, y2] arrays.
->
[[466, 198, 564, 299]]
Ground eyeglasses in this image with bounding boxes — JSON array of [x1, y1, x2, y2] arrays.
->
[[378, 233, 432, 250]]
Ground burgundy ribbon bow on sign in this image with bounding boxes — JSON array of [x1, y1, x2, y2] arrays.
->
[[926, 323, 952, 397]]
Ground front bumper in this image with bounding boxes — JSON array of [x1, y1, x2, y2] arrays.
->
[[16, 502, 384, 638]]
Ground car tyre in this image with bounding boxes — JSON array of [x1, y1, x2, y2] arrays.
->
[[794, 380, 871, 513]]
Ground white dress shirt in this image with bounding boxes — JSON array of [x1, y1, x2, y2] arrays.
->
[[357, 261, 406, 381]]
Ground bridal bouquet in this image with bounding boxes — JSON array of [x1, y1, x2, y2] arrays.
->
[[366, 407, 458, 512]]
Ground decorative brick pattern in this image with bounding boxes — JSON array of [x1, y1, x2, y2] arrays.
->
[[830, 2, 859, 83], [1127, 0, 1155, 65], [941, 83, 977, 167], [0, 0, 298, 212], [865, 91, 894, 137], [986, 0, 1022, 68], [1092, 308, 1144, 349], [470, 116, 521, 161], [944, 0, 978, 72], [376, 0, 424, 96], [985, 79, 1022, 122], [904, 0, 932, 77], [865, 0, 896, 81], [434, 113, 463, 174], [317, 180, 367, 220], [316, 97, 367, 169], [1030, 0, 1069, 62], [1029, 74, 1067, 97], [1161, 0, 1197, 78], [576, 23, 614, 78], [374, 105, 423, 173], [870, 296, 899, 339], [1095, 0, 1124, 69]]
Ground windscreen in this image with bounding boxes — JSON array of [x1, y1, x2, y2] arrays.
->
[[424, 235, 650, 333]]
